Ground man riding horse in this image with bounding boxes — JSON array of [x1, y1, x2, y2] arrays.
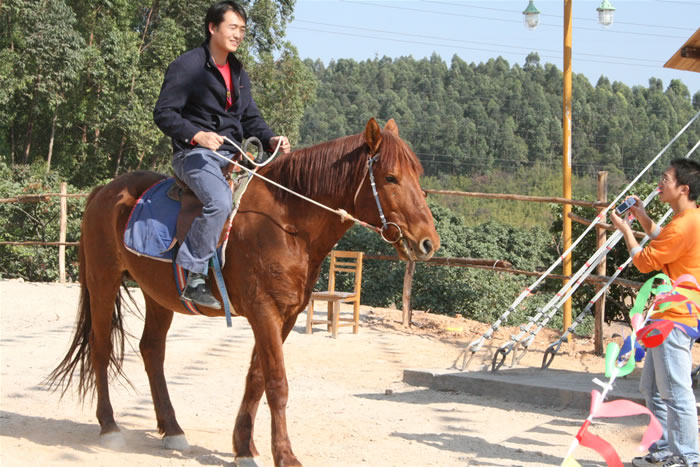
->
[[154, 0, 291, 309]]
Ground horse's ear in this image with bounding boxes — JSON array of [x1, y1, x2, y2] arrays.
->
[[364, 117, 382, 155], [384, 119, 399, 137]]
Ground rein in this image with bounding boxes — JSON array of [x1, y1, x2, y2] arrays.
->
[[207, 144, 408, 247]]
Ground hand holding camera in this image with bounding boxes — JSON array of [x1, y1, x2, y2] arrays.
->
[[615, 197, 637, 216]]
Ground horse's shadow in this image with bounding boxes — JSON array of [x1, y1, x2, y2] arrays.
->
[[0, 410, 235, 466]]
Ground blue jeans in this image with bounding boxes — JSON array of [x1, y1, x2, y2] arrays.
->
[[172, 148, 233, 274], [640, 326, 699, 465]]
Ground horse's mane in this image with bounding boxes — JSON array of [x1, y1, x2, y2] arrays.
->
[[261, 131, 424, 201]]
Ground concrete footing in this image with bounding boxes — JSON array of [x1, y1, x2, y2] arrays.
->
[[403, 367, 700, 412]]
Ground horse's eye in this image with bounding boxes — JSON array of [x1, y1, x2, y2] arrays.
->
[[385, 175, 398, 184]]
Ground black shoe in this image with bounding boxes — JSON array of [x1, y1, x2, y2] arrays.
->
[[631, 453, 671, 466], [181, 273, 221, 309]]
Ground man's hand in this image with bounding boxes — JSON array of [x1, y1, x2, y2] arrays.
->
[[626, 195, 647, 218], [193, 131, 224, 151], [611, 195, 649, 234], [610, 202, 643, 255], [270, 136, 291, 155], [609, 208, 628, 232]]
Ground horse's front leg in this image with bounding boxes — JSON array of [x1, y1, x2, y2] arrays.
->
[[233, 349, 264, 460], [235, 315, 300, 467]]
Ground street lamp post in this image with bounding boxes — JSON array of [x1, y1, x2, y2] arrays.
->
[[523, 1, 615, 337], [562, 0, 573, 336]]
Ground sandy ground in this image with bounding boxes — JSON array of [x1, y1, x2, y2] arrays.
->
[[0, 280, 667, 466]]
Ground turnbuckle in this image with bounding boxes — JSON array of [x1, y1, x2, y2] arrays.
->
[[541, 340, 563, 369], [459, 339, 485, 370], [491, 342, 514, 372]]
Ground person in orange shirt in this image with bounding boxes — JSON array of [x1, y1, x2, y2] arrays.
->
[[610, 158, 700, 467]]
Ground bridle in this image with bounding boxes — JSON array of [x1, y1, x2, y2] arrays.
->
[[353, 151, 417, 260], [210, 139, 417, 258]]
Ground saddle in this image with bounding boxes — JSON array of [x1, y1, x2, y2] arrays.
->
[[166, 163, 237, 249], [124, 145, 262, 266], [165, 151, 256, 250]]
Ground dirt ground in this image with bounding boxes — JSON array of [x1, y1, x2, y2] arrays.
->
[[0, 280, 676, 466]]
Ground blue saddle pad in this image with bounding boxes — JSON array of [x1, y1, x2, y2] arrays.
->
[[124, 178, 180, 261]]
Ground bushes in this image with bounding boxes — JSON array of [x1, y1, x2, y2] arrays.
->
[[0, 162, 85, 281], [548, 181, 668, 325], [0, 160, 649, 337], [319, 199, 558, 327]]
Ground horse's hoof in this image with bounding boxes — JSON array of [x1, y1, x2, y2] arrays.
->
[[99, 431, 127, 450], [163, 434, 190, 452], [235, 457, 264, 467]]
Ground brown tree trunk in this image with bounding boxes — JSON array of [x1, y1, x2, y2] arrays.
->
[[402, 261, 416, 327], [136, 151, 146, 170], [114, 134, 127, 177], [10, 123, 15, 164], [23, 76, 42, 164], [46, 109, 58, 172], [23, 120, 33, 164], [93, 84, 102, 153], [594, 172, 608, 356]]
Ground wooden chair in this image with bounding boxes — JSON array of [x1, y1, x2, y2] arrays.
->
[[305, 250, 363, 338]]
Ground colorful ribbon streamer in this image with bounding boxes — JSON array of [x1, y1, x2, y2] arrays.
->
[[561, 273, 700, 466], [590, 390, 662, 451]]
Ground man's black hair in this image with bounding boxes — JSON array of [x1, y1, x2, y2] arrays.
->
[[205, 1, 247, 41], [670, 158, 700, 201]]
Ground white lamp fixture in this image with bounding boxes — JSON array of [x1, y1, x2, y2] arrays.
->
[[597, 0, 615, 28], [522, 0, 540, 31]]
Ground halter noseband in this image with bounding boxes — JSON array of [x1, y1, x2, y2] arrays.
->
[[341, 150, 407, 247]]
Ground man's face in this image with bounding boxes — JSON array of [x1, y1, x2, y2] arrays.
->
[[209, 10, 246, 55], [658, 167, 687, 203]]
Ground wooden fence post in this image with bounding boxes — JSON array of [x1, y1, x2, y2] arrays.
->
[[402, 260, 416, 327], [59, 182, 67, 284], [594, 172, 608, 355]]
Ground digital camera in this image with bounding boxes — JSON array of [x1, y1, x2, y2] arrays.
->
[[615, 197, 637, 216]]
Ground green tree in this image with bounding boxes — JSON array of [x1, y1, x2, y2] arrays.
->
[[0, 0, 316, 187], [2, 0, 85, 169]]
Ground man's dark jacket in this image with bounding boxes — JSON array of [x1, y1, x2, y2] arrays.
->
[[153, 43, 275, 155]]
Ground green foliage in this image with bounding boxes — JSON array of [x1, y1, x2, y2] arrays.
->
[[318, 200, 557, 327], [247, 45, 317, 145], [548, 181, 668, 325], [298, 55, 700, 180], [421, 163, 600, 229], [0, 0, 314, 187], [0, 162, 84, 281], [1, 0, 695, 340]]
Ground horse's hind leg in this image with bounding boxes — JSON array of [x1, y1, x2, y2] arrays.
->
[[139, 294, 189, 450], [88, 276, 125, 447]]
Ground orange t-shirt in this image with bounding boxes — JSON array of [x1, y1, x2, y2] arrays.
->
[[632, 206, 700, 325]]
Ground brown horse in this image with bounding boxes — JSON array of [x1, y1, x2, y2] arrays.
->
[[47, 117, 439, 466]]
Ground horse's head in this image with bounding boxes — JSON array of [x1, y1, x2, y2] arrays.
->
[[355, 118, 440, 261]]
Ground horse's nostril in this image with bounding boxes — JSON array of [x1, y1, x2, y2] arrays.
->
[[420, 238, 433, 255]]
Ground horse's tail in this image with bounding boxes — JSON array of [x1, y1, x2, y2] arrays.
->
[[44, 185, 134, 400]]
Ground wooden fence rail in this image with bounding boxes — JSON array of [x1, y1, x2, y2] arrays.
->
[[2, 175, 629, 350], [0, 193, 89, 203], [0, 241, 79, 246], [423, 188, 608, 208], [0, 183, 85, 282]]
